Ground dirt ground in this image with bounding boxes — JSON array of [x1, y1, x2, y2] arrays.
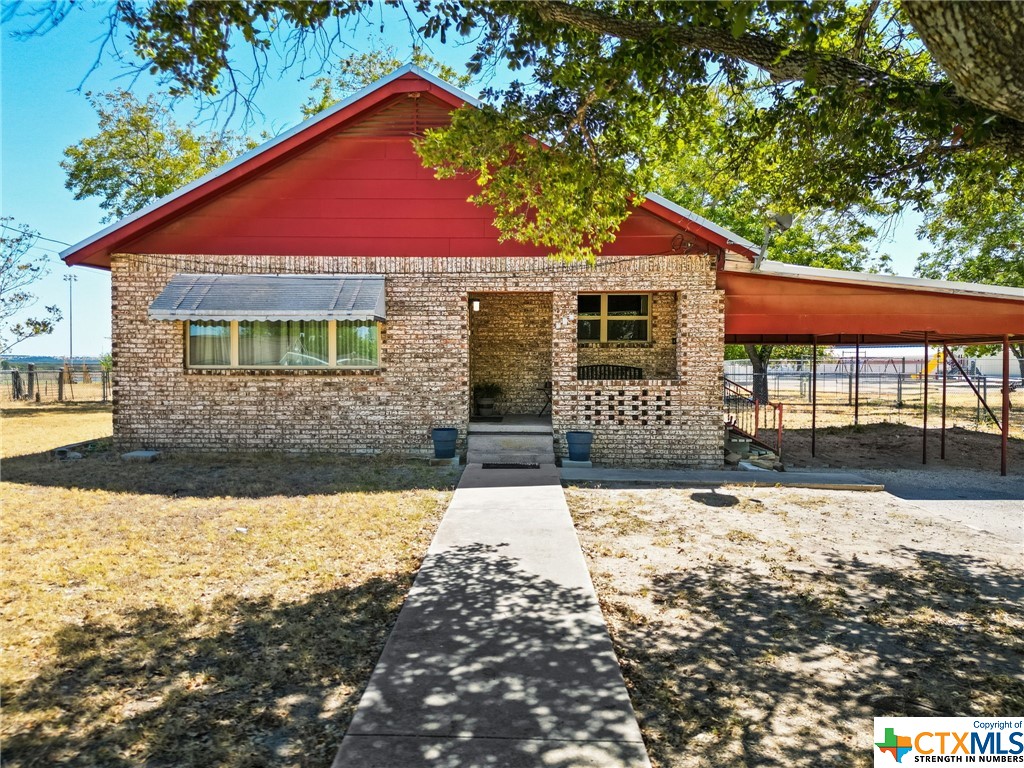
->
[[566, 478, 1024, 768], [780, 422, 1024, 472]]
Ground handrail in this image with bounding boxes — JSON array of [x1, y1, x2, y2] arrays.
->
[[724, 377, 754, 398], [724, 376, 784, 458]]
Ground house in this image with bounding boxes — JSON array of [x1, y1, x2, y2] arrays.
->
[[61, 65, 1024, 468]]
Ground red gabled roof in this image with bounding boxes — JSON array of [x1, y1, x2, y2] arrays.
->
[[61, 65, 757, 269]]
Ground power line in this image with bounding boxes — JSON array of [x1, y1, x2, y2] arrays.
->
[[0, 223, 73, 247]]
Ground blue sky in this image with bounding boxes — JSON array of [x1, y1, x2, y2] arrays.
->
[[1, 4, 929, 358]]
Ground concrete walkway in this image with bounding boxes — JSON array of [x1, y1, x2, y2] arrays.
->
[[332, 464, 650, 768]]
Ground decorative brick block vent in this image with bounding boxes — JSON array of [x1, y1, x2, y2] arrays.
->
[[111, 252, 724, 468]]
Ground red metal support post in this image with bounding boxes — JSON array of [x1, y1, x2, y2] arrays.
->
[[1002, 335, 1010, 477], [777, 403, 784, 460], [941, 344, 948, 460], [854, 339, 860, 426], [922, 333, 929, 465], [811, 338, 818, 458]]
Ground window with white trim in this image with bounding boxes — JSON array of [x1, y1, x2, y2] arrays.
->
[[186, 320, 380, 369], [577, 294, 650, 343]]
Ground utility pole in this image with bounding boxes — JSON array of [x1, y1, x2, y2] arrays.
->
[[64, 274, 77, 365]]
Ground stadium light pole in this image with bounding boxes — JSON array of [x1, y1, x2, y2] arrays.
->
[[63, 273, 77, 365]]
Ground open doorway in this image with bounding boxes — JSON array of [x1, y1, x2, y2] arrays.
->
[[468, 291, 553, 423]]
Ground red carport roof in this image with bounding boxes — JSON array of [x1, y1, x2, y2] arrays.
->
[[720, 262, 1024, 345]]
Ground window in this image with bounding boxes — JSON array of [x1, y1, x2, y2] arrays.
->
[[577, 294, 649, 343], [188, 321, 231, 366], [240, 320, 329, 367], [337, 320, 379, 368], [186, 320, 381, 369]]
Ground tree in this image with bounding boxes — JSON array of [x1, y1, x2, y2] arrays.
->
[[18, 1, 1023, 260], [61, 90, 253, 222], [0, 218, 62, 354], [915, 159, 1024, 378], [653, 111, 891, 402]]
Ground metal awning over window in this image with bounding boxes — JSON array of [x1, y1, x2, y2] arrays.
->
[[148, 274, 386, 322]]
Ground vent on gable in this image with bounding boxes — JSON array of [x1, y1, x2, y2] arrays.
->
[[338, 95, 453, 138]]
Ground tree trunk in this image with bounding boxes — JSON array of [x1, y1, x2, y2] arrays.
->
[[1013, 343, 1024, 382], [744, 343, 773, 404], [903, 0, 1024, 122]]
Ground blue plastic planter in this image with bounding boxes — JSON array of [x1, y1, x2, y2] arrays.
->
[[565, 430, 593, 462], [431, 428, 458, 459]]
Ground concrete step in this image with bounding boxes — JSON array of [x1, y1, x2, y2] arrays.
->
[[467, 451, 557, 466], [725, 444, 752, 458], [467, 421, 552, 435], [467, 432, 556, 465]]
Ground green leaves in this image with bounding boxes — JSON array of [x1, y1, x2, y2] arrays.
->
[[915, 154, 1024, 288], [418, 104, 637, 261], [24, 1, 1021, 268], [61, 90, 252, 222]]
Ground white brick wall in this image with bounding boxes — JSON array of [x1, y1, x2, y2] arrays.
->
[[111, 253, 724, 467]]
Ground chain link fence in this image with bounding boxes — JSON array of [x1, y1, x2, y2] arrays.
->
[[1, 365, 110, 404], [725, 357, 1022, 438]]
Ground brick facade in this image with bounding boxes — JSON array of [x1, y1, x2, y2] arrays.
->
[[111, 252, 724, 467]]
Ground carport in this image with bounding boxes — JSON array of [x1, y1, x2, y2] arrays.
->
[[719, 262, 1024, 475]]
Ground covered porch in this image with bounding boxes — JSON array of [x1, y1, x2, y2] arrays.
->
[[465, 268, 722, 468]]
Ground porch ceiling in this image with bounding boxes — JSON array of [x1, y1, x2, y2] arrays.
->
[[719, 268, 1024, 345]]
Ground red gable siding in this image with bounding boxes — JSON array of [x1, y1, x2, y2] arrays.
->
[[122, 96, 712, 261], [65, 75, 731, 268]]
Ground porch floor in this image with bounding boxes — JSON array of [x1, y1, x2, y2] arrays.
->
[[467, 414, 552, 434]]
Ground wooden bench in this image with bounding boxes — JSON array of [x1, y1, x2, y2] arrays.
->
[[577, 364, 644, 380]]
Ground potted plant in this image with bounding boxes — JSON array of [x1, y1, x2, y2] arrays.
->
[[473, 382, 503, 416], [564, 430, 593, 462], [431, 426, 459, 459]]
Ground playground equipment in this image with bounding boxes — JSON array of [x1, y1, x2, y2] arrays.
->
[[911, 349, 945, 379]]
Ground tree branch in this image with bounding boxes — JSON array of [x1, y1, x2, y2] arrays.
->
[[529, 0, 1024, 152]]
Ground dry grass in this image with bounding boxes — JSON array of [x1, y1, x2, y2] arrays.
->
[[2, 402, 114, 458], [566, 485, 1024, 768], [1, 407, 456, 767]]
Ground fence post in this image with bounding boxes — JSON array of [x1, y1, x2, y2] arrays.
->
[[102, 370, 109, 403], [26, 364, 35, 400], [58, 372, 64, 402], [896, 374, 902, 408], [11, 369, 22, 400]]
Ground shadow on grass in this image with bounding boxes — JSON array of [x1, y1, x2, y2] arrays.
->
[[7, 542, 648, 768], [332, 542, 648, 767], [1, 447, 460, 499], [1, 402, 113, 418], [607, 546, 1024, 767], [690, 490, 740, 507], [4, 575, 411, 768]]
